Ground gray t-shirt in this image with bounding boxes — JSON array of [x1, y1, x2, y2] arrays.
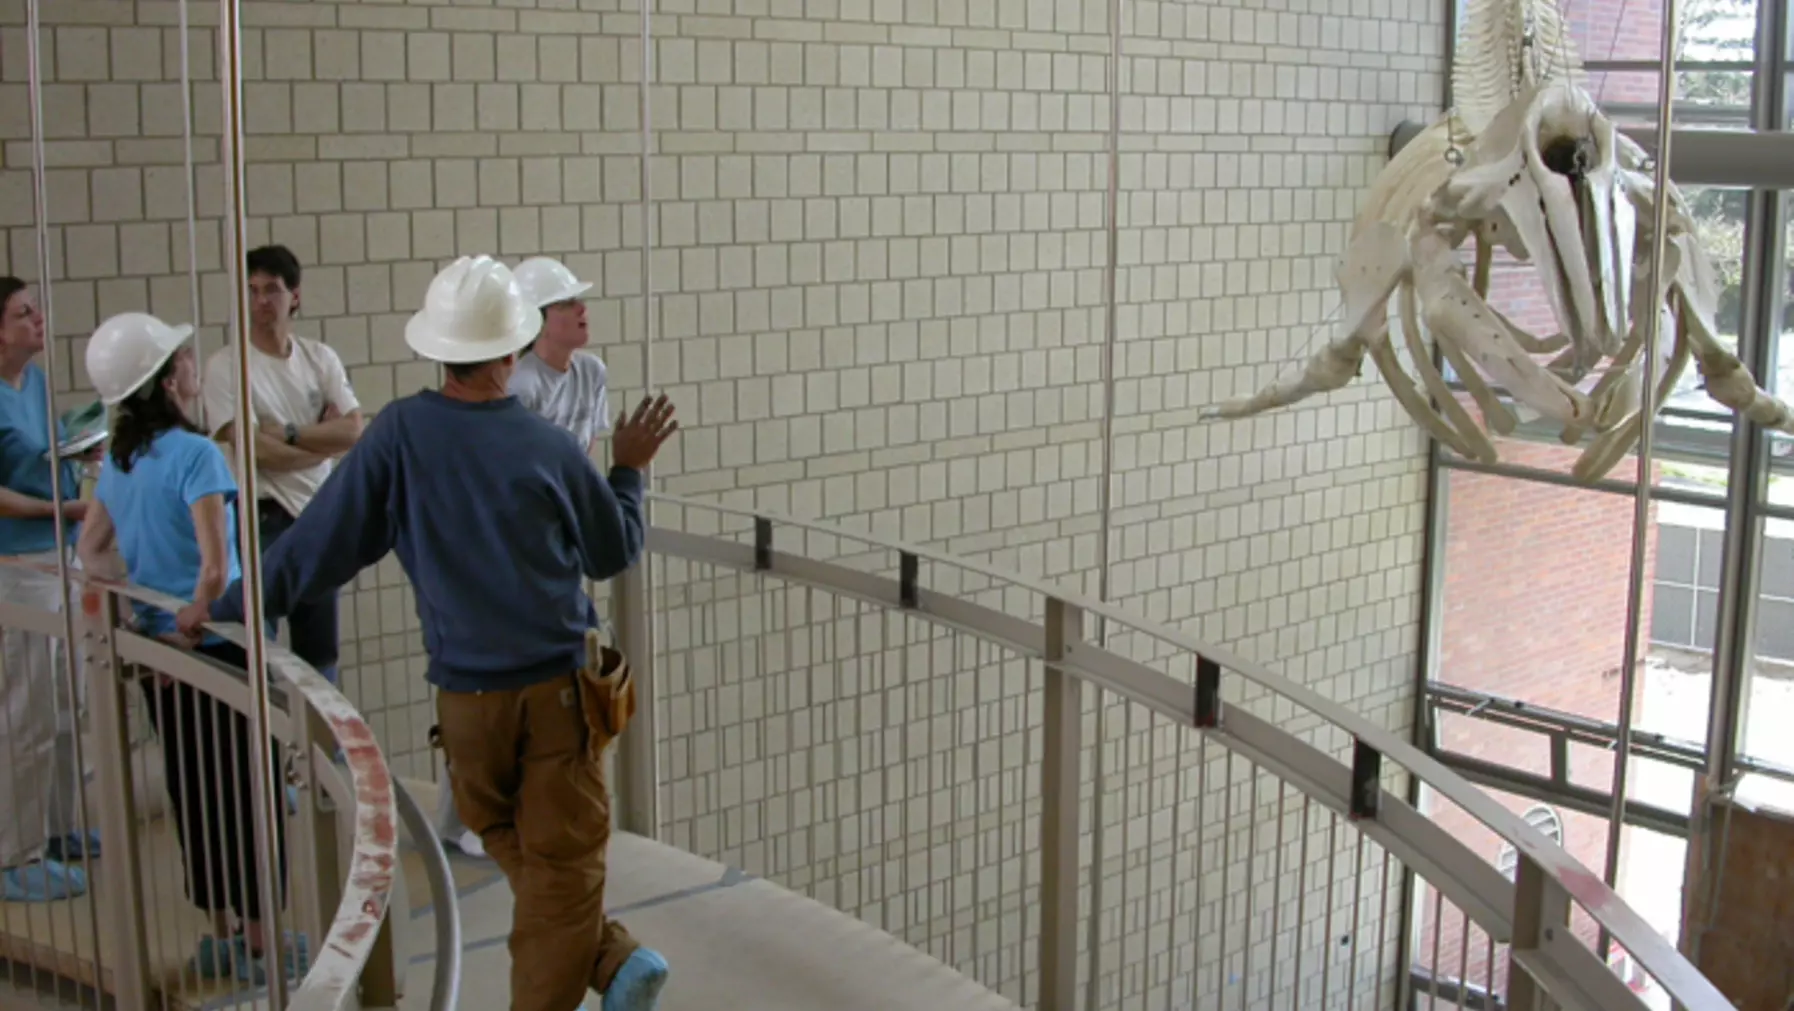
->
[[509, 350, 611, 452]]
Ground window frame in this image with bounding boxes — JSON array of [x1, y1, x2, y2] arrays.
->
[[1417, 0, 1794, 847]]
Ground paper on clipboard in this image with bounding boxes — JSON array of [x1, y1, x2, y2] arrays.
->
[[51, 429, 108, 459], [45, 400, 107, 460]]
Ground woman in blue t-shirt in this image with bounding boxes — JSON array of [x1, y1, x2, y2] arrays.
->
[[0, 275, 96, 902], [74, 312, 302, 984]]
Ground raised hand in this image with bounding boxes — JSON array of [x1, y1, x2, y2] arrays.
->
[[611, 394, 678, 471]]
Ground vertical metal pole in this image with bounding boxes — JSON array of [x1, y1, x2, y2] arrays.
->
[[1081, 0, 1124, 1000], [1039, 597, 1083, 1011], [613, 563, 657, 836], [612, 0, 662, 841], [217, 0, 288, 1004], [86, 592, 152, 1011], [1601, 0, 1682, 956], [297, 710, 341, 959], [1095, 0, 1122, 608], [23, 0, 109, 991], [177, 0, 207, 427], [1506, 857, 1570, 1011]]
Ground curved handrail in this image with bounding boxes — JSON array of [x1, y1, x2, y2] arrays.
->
[[0, 559, 433, 1011], [391, 779, 461, 1011], [644, 490, 1729, 1011]]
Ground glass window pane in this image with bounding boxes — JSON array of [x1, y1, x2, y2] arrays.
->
[[1433, 469, 1643, 722], [1435, 478, 1720, 767], [1433, 185, 1749, 493], [1743, 515, 1794, 763], [1767, 194, 1794, 476], [1582, 72, 1755, 129], [1677, 0, 1759, 60], [1563, 0, 1758, 64]]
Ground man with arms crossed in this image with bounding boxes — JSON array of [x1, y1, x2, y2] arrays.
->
[[203, 244, 363, 684], [182, 255, 677, 1011]]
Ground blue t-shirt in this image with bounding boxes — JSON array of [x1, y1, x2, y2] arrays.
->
[[95, 428, 242, 638], [0, 364, 82, 556]]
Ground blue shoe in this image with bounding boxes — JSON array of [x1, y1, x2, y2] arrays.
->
[[602, 948, 668, 1011], [236, 931, 311, 986], [190, 934, 241, 980], [45, 829, 102, 862], [2, 860, 88, 902]]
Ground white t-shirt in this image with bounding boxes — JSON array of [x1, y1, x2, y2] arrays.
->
[[508, 350, 611, 454], [202, 336, 360, 519]]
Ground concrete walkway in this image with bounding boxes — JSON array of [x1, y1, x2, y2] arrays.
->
[[401, 831, 1020, 1011], [1, 788, 1016, 1011]]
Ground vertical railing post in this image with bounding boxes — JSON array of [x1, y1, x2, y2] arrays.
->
[[85, 590, 151, 1011], [300, 709, 343, 958], [613, 560, 658, 837], [360, 908, 401, 1007], [1039, 596, 1084, 1011], [1508, 855, 1571, 1011]]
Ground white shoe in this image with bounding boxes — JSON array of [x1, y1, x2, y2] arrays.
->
[[456, 829, 488, 859]]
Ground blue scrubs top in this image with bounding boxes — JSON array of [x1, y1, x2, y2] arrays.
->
[[0, 364, 81, 556]]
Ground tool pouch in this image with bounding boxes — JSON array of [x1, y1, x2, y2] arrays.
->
[[576, 627, 635, 762]]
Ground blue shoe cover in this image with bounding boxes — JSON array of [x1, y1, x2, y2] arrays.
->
[[602, 948, 669, 1011], [191, 934, 240, 980], [236, 931, 312, 986], [2, 860, 88, 902]]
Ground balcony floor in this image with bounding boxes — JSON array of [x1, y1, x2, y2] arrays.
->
[[1, 796, 1014, 1011], [404, 831, 1019, 1011]]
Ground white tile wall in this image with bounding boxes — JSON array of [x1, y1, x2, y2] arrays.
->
[[0, 0, 1440, 1006]]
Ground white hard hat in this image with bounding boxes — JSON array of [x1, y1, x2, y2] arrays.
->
[[85, 312, 194, 406], [512, 256, 594, 308], [404, 255, 542, 365]]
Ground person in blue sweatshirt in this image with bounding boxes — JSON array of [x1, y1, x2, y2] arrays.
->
[[177, 255, 678, 1011]]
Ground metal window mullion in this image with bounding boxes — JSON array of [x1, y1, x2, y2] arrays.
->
[[1699, 0, 1791, 831], [1584, 59, 1757, 72]]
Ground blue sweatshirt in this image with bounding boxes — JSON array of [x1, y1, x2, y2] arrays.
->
[[209, 389, 646, 692]]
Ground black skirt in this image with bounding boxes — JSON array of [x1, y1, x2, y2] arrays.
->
[[140, 640, 289, 921]]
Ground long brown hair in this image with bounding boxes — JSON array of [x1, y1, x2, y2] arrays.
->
[[0, 277, 27, 322], [109, 355, 201, 474]]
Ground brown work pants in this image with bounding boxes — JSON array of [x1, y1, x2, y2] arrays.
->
[[436, 674, 637, 1011]]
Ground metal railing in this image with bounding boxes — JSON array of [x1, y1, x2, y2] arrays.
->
[[0, 560, 459, 1011], [0, 486, 1737, 1011], [601, 492, 1734, 1011]]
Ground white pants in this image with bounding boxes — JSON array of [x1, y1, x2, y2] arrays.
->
[[0, 551, 85, 867]]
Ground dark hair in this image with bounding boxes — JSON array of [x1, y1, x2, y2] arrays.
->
[[0, 276, 27, 319], [444, 356, 508, 381], [245, 245, 302, 292], [522, 307, 547, 356], [109, 356, 200, 474]]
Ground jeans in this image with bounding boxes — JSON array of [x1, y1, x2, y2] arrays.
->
[[254, 501, 339, 685]]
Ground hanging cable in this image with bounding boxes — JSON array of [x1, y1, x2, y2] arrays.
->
[[178, 0, 206, 428], [1601, 0, 1683, 962], [213, 0, 288, 1004]]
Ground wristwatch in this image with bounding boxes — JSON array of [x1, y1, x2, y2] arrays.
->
[[284, 423, 299, 446]]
